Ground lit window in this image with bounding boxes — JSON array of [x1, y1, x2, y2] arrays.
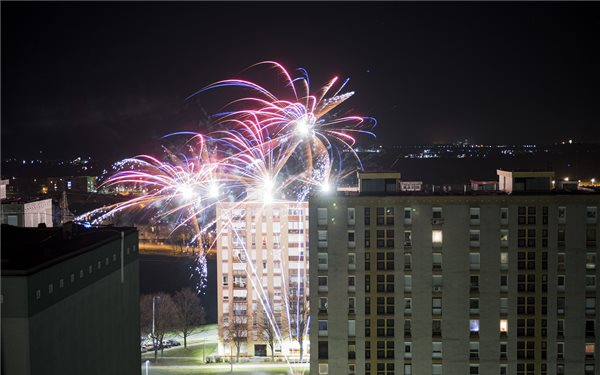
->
[[318, 320, 328, 336], [470, 319, 480, 333], [432, 230, 443, 245], [586, 343, 595, 354], [318, 363, 328, 374], [500, 319, 508, 333], [500, 252, 509, 269]]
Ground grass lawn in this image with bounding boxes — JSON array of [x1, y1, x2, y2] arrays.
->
[[145, 363, 309, 375]]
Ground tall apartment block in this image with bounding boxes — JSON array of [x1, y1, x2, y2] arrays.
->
[[310, 171, 600, 375], [216, 201, 310, 358]]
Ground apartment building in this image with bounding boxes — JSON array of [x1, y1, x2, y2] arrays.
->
[[310, 171, 600, 375], [216, 201, 310, 359]]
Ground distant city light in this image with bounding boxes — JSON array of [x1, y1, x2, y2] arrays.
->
[[564, 177, 569, 182]]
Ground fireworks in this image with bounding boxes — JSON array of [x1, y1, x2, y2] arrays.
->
[[76, 62, 375, 366]]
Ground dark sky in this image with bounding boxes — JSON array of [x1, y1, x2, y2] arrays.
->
[[2, 2, 600, 161]]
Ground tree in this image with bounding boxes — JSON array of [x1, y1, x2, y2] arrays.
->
[[173, 288, 206, 348], [254, 295, 283, 361], [221, 309, 248, 363], [140, 293, 178, 361], [287, 288, 309, 362]]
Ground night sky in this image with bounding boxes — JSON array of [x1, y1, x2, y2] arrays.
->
[[2, 2, 600, 161]]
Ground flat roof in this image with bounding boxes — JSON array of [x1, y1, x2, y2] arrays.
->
[[1, 224, 136, 274]]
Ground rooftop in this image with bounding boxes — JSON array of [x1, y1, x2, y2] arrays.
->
[[1, 223, 136, 274]]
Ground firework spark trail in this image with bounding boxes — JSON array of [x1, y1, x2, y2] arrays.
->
[[76, 62, 375, 368]]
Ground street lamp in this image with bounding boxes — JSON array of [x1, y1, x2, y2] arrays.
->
[[145, 360, 149, 375], [152, 296, 161, 360]]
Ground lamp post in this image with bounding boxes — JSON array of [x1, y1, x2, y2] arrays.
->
[[152, 296, 161, 361], [145, 360, 149, 375]]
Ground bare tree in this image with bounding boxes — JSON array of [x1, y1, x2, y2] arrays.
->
[[221, 310, 248, 363], [254, 302, 282, 361], [287, 287, 309, 362], [173, 288, 206, 348], [140, 293, 178, 361]]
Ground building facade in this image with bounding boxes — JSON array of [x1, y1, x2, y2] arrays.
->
[[310, 175, 600, 375], [1, 224, 140, 375], [216, 201, 310, 359], [1, 197, 54, 227]]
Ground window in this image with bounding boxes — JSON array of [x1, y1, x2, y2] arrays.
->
[[432, 364, 442, 375], [317, 208, 328, 226], [470, 230, 480, 247], [404, 298, 412, 314], [348, 297, 355, 314], [318, 253, 328, 270], [319, 297, 328, 312], [500, 319, 508, 334], [557, 252, 566, 271], [36, 290, 41, 299], [500, 298, 508, 314], [348, 276, 355, 292], [404, 364, 412, 375], [348, 253, 356, 270], [318, 341, 328, 359], [318, 230, 328, 248], [318, 320, 328, 336], [500, 252, 509, 270], [500, 230, 509, 247], [70, 273, 74, 283], [585, 365, 595, 375], [470, 319, 480, 334], [348, 364, 355, 375], [432, 230, 443, 245], [404, 207, 412, 222], [433, 253, 442, 271], [586, 227, 597, 247], [347, 230, 355, 247], [432, 319, 442, 336], [404, 253, 412, 271], [404, 319, 412, 337], [404, 230, 412, 247], [432, 341, 442, 358], [347, 208, 355, 225], [470, 253, 480, 270], [557, 229, 566, 247], [557, 342, 564, 359], [500, 365, 508, 375], [558, 206, 566, 223], [319, 364, 328, 375], [348, 320, 356, 337], [364, 207, 371, 225], [586, 319, 595, 337], [557, 297, 565, 315], [471, 275, 480, 292], [500, 342, 508, 360], [432, 275, 443, 293], [586, 253, 596, 269], [470, 364, 479, 375], [500, 207, 509, 224], [404, 275, 412, 293], [404, 342, 412, 358], [586, 297, 596, 315], [318, 276, 328, 291], [470, 207, 480, 224], [557, 275, 565, 291], [469, 341, 479, 359], [432, 207, 443, 219], [587, 207, 598, 223], [386, 207, 394, 225], [365, 230, 371, 248], [585, 343, 595, 357], [470, 298, 480, 314], [432, 298, 442, 315], [48, 284, 53, 294], [500, 275, 508, 292]]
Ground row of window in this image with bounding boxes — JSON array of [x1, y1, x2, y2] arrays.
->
[[316, 206, 598, 227], [33, 245, 135, 301]]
